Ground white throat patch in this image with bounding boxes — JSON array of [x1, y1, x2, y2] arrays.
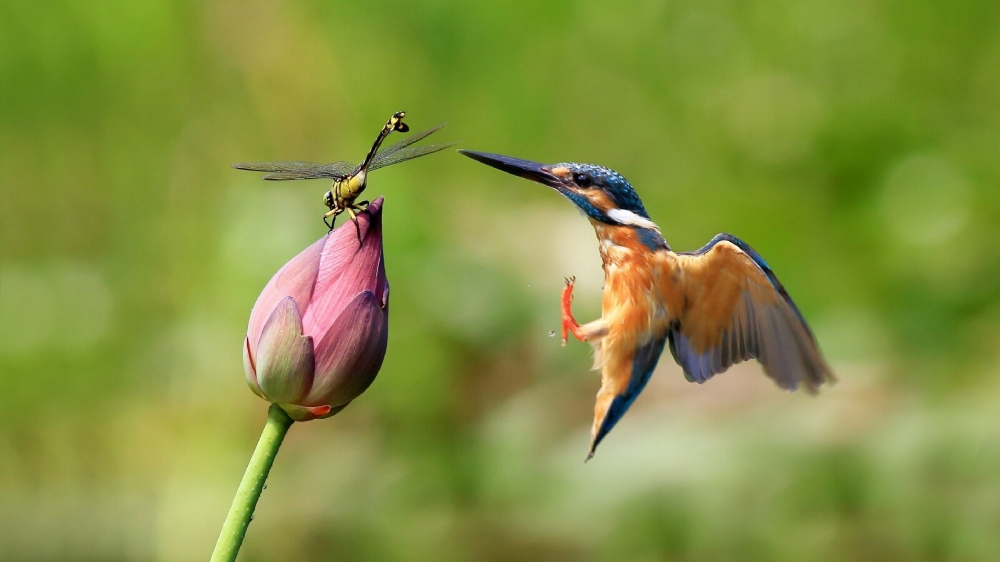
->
[[606, 209, 660, 231]]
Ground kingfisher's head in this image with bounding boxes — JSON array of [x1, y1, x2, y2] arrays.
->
[[459, 150, 658, 231]]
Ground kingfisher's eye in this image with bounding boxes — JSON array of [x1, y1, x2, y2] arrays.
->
[[574, 172, 592, 187]]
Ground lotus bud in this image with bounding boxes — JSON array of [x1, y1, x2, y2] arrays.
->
[[243, 198, 389, 421]]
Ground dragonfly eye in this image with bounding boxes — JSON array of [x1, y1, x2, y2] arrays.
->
[[323, 191, 334, 208]]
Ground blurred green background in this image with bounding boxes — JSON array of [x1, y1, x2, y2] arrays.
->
[[2, 0, 999, 560]]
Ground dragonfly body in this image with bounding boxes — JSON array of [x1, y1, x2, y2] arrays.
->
[[234, 111, 455, 235], [460, 150, 835, 460]]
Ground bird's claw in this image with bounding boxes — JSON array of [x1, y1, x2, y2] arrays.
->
[[561, 276, 579, 346]]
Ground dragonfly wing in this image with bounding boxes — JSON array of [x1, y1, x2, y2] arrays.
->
[[232, 161, 325, 172], [370, 141, 459, 171], [376, 124, 447, 155], [232, 161, 355, 180]]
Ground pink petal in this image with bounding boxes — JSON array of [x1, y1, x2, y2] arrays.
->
[[314, 197, 383, 294], [314, 199, 382, 294], [303, 290, 389, 407], [277, 403, 347, 422], [302, 198, 385, 338], [243, 336, 266, 399], [314, 403, 348, 419], [255, 297, 316, 404], [247, 236, 325, 349]]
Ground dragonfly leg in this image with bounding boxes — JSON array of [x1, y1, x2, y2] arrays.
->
[[324, 207, 340, 233], [346, 207, 361, 242]]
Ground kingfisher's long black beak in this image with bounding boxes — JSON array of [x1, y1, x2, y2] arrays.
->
[[459, 150, 561, 188]]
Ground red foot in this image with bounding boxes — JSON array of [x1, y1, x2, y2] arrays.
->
[[561, 276, 583, 346]]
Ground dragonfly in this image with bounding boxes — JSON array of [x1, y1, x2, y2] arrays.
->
[[233, 111, 456, 237]]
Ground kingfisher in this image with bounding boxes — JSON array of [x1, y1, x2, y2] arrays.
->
[[459, 150, 835, 460]]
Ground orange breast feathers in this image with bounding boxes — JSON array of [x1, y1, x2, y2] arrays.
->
[[592, 225, 676, 364], [586, 225, 677, 453]]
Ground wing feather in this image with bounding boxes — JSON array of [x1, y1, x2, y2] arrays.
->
[[668, 234, 834, 392]]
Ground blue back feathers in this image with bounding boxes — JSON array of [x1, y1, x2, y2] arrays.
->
[[637, 229, 669, 252]]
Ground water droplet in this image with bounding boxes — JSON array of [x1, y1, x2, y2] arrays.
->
[[548, 330, 556, 337]]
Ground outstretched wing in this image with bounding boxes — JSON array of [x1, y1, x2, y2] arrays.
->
[[376, 123, 446, 155], [232, 161, 355, 180], [668, 234, 834, 392], [369, 124, 456, 171], [369, 142, 459, 171]]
